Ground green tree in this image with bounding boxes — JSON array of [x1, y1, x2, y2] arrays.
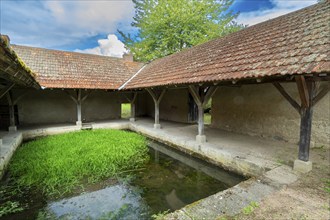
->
[[119, 0, 244, 62]]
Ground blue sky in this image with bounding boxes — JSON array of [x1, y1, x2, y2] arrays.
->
[[0, 0, 318, 57]]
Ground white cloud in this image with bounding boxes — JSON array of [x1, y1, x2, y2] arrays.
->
[[237, 0, 318, 26], [1, 1, 134, 48], [44, 1, 135, 35], [75, 34, 127, 58]]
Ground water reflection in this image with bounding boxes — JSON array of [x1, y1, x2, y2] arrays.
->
[[46, 184, 149, 220], [39, 141, 245, 219]]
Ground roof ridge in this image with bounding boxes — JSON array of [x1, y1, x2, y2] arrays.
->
[[118, 65, 147, 90], [11, 44, 143, 63]]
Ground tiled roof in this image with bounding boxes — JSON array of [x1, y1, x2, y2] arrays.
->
[[0, 35, 40, 88], [123, 1, 330, 89], [12, 45, 143, 89]]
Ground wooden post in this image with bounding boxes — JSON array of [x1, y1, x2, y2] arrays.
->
[[188, 85, 217, 143], [6, 92, 17, 131], [298, 106, 313, 161], [197, 103, 204, 136], [130, 93, 137, 122], [296, 77, 315, 162], [146, 88, 166, 129], [273, 76, 329, 172], [76, 89, 82, 126], [64, 89, 91, 127]]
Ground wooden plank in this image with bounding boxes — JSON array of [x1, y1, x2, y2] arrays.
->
[[273, 82, 301, 114], [295, 76, 310, 108], [312, 84, 329, 106]]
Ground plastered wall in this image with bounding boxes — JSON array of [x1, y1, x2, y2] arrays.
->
[[142, 88, 190, 123], [13, 89, 121, 125], [211, 83, 330, 147], [83, 91, 121, 122], [14, 89, 76, 125]]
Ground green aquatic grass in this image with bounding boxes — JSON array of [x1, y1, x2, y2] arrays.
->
[[8, 129, 148, 197]]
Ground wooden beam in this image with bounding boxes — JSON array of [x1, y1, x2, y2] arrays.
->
[[312, 84, 329, 106], [6, 92, 15, 127], [188, 85, 202, 106], [297, 80, 316, 162], [295, 76, 310, 108], [64, 90, 78, 104], [273, 82, 301, 114], [203, 86, 217, 107], [81, 90, 92, 102], [0, 83, 15, 99]]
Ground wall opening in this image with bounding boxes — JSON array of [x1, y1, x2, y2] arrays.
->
[[121, 103, 131, 119], [204, 98, 212, 125]]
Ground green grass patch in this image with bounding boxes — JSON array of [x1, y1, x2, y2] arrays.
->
[[121, 103, 131, 118], [0, 201, 25, 217], [242, 201, 259, 215], [8, 129, 149, 197]]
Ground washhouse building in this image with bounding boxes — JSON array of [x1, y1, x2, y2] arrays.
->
[[0, 2, 329, 176]]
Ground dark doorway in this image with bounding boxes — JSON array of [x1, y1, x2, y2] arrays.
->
[[188, 94, 198, 123]]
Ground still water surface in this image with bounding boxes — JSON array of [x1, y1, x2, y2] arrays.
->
[[1, 140, 245, 220]]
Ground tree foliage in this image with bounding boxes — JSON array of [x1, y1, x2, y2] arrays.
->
[[119, 0, 244, 62]]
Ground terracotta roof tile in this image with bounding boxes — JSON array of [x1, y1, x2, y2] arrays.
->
[[12, 45, 143, 89], [123, 1, 330, 89]]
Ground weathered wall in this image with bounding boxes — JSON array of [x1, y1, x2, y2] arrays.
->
[[13, 89, 122, 125], [143, 88, 190, 123], [135, 92, 148, 117], [211, 83, 330, 147], [14, 89, 76, 125], [83, 91, 121, 122]]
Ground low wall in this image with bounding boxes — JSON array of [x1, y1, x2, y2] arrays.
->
[[211, 83, 330, 147]]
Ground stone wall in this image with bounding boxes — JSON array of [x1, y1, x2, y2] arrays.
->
[[143, 88, 190, 123], [83, 91, 121, 122], [11, 89, 121, 125], [211, 83, 330, 147]]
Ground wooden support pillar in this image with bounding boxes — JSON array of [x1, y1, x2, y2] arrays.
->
[[273, 76, 329, 172], [146, 88, 166, 129], [65, 89, 91, 127], [76, 89, 82, 126], [188, 85, 217, 143], [6, 91, 17, 131], [127, 92, 138, 122], [295, 76, 315, 162]]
